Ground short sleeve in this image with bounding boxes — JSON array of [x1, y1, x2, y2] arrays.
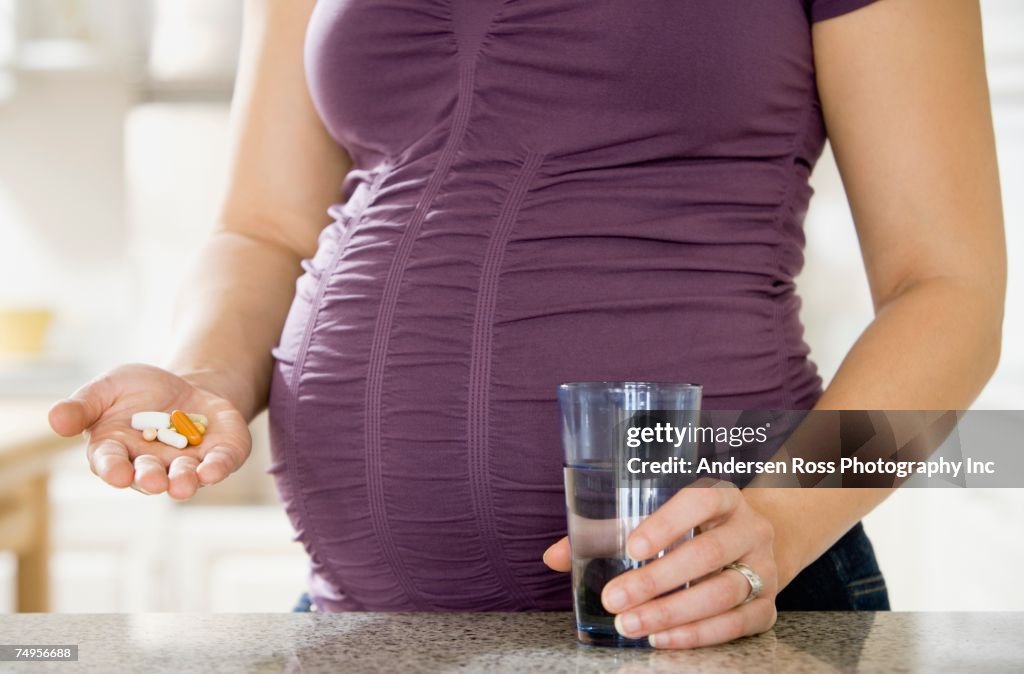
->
[[809, 0, 882, 23]]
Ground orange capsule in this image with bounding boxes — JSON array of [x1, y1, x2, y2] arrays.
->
[[170, 409, 203, 446]]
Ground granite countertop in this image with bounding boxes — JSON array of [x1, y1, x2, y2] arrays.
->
[[0, 612, 1021, 673]]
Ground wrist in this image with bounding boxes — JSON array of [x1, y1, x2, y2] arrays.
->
[[744, 489, 814, 591], [172, 363, 258, 420]]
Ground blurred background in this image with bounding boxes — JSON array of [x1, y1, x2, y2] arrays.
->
[[0, 0, 1021, 613]]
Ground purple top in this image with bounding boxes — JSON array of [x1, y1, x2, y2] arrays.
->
[[268, 0, 881, 611]]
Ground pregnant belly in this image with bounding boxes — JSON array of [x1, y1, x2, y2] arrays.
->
[[266, 167, 820, 611], [267, 211, 576, 611]]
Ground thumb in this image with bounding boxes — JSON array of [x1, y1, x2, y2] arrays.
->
[[542, 536, 572, 572], [49, 375, 116, 436]]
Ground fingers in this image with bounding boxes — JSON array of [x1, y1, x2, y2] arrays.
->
[[647, 597, 777, 649], [167, 455, 201, 500], [542, 537, 571, 572], [196, 446, 242, 486], [126, 440, 239, 493], [88, 439, 134, 488], [611, 552, 775, 638], [627, 483, 740, 561], [90, 441, 202, 498], [195, 407, 251, 486], [133, 455, 169, 495], [603, 518, 761, 613], [49, 375, 117, 436]]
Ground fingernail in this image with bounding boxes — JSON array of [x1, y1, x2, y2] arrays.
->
[[628, 535, 651, 560], [615, 612, 641, 637], [604, 586, 628, 612], [647, 633, 659, 648]]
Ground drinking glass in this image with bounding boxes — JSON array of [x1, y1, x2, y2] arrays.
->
[[558, 381, 702, 647]]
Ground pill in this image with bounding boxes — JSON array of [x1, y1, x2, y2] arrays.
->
[[187, 413, 209, 427], [170, 409, 203, 446], [156, 427, 188, 449], [142, 427, 158, 441], [131, 411, 171, 431], [194, 422, 206, 435]]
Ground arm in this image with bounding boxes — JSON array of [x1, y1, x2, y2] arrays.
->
[[49, 0, 349, 499], [746, 0, 1006, 591], [168, 0, 350, 421], [544, 0, 1006, 648]]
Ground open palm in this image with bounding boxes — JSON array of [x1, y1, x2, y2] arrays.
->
[[48, 363, 251, 499]]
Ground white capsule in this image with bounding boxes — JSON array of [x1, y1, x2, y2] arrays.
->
[[132, 411, 171, 431], [156, 427, 188, 449], [142, 427, 158, 441]]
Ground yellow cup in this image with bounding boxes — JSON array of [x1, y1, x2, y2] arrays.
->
[[0, 308, 54, 358]]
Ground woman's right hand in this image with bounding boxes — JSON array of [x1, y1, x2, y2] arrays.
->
[[48, 363, 252, 500]]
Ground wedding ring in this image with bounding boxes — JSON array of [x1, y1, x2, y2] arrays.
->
[[725, 562, 763, 604]]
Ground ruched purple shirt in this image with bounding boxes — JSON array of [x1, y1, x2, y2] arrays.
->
[[268, 0, 881, 611]]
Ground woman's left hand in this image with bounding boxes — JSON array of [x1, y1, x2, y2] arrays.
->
[[542, 483, 779, 649]]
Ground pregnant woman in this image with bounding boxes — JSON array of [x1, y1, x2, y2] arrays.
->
[[50, 0, 1004, 648]]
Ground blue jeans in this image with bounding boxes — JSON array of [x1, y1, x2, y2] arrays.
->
[[776, 521, 890, 610], [293, 521, 889, 612], [292, 593, 315, 612]]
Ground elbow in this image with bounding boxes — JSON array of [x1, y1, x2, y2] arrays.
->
[[986, 262, 1008, 380], [973, 272, 1006, 386], [217, 207, 325, 262], [977, 330, 1001, 386], [978, 305, 1004, 384], [882, 271, 1006, 389]]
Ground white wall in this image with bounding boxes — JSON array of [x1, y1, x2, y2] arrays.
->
[[0, 71, 132, 367]]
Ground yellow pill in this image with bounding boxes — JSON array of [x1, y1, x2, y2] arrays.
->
[[194, 422, 206, 435], [170, 409, 203, 446], [187, 413, 209, 427]]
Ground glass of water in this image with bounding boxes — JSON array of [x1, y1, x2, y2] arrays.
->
[[558, 381, 702, 647]]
